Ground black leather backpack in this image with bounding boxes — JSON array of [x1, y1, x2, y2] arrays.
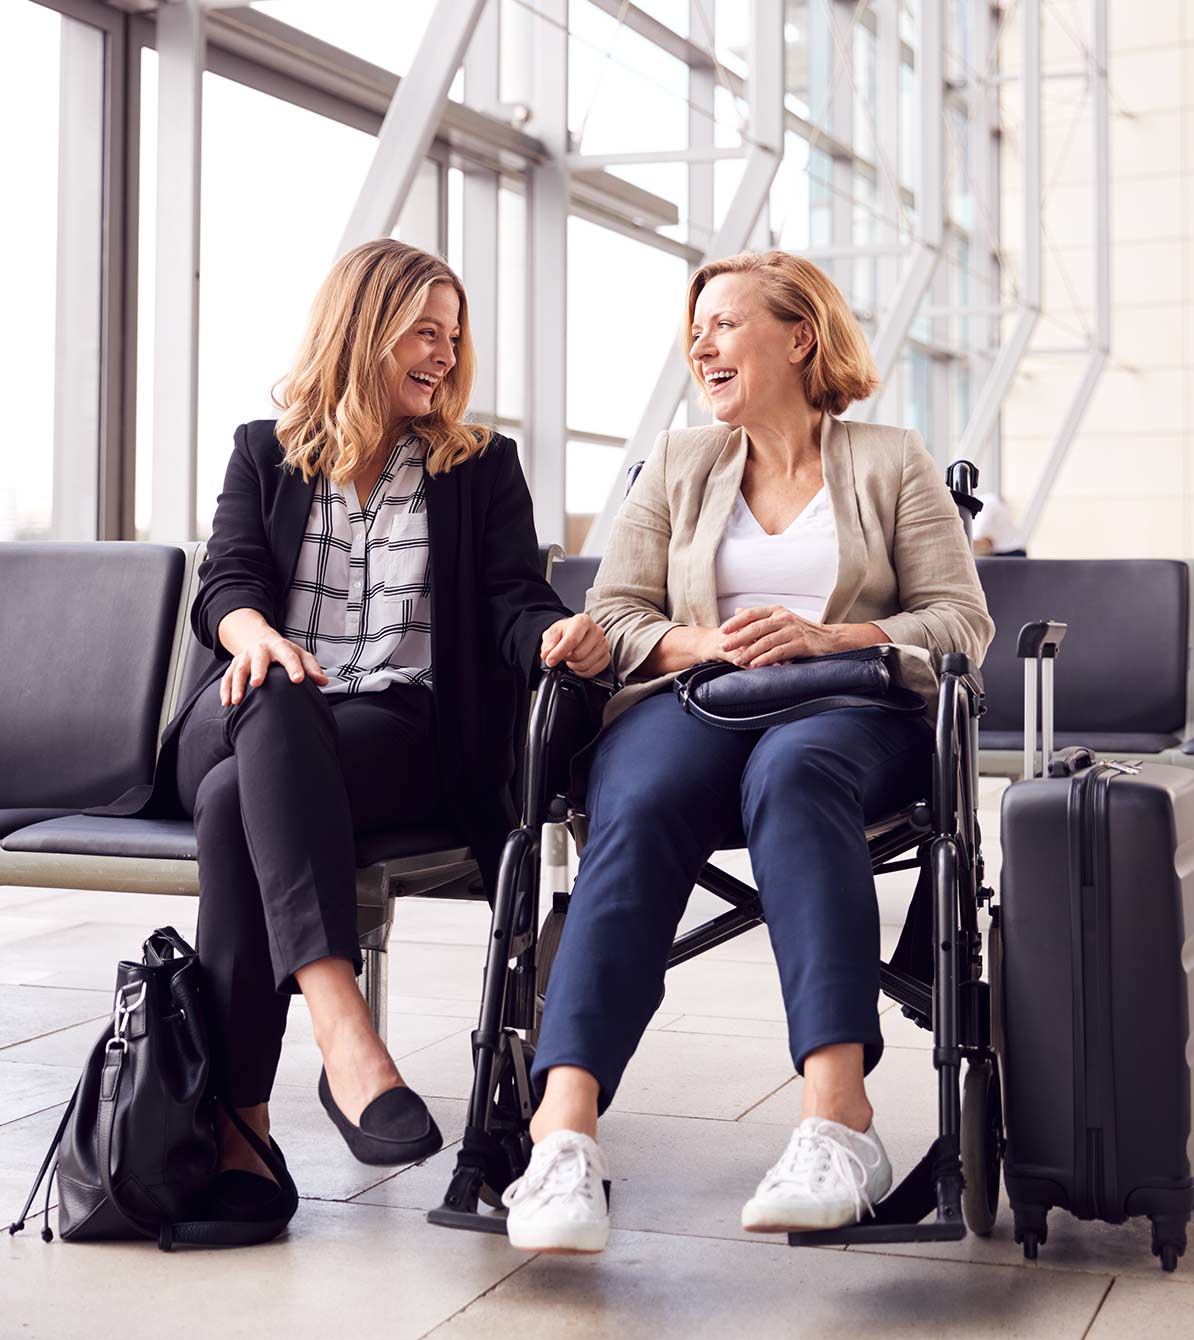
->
[[9, 927, 297, 1249]]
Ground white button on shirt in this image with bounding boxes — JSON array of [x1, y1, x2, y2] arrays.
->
[[282, 433, 432, 694], [714, 487, 839, 625]]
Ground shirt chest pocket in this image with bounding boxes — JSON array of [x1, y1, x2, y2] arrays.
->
[[382, 509, 430, 603]]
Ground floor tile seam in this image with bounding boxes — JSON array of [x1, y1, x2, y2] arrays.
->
[[0, 1014, 111, 1054], [734, 1075, 800, 1122], [1080, 1277, 1117, 1339], [418, 1255, 539, 1339], [0, 983, 110, 998], [0, 1099, 68, 1130], [345, 1141, 467, 1204]]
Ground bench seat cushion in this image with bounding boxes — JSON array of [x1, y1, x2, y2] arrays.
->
[[0, 808, 77, 840], [2, 814, 468, 868], [979, 730, 1181, 754]]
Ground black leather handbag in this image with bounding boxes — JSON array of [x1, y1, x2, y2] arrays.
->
[[673, 644, 925, 731], [9, 927, 298, 1250]]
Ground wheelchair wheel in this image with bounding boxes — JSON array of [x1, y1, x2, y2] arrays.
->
[[477, 1035, 536, 1210], [961, 1058, 1003, 1236]]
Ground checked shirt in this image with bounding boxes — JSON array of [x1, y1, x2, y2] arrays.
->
[[282, 433, 432, 694]]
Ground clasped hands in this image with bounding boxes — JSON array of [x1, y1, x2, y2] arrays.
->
[[708, 605, 840, 669]]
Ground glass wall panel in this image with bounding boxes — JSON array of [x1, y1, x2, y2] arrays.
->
[[137, 58, 382, 536], [251, 2, 435, 76], [1, 3, 104, 541], [1, 1, 61, 539], [567, 217, 686, 440]]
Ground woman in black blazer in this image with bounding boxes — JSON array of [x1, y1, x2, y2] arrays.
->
[[146, 241, 607, 1220]]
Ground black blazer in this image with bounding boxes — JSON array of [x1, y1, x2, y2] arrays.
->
[[97, 419, 570, 895]]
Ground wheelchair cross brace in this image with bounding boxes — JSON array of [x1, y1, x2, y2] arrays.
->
[[429, 657, 989, 1250]]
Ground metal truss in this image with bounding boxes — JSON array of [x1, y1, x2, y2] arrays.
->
[[955, 0, 1044, 466], [581, 0, 786, 556], [856, 0, 945, 418], [149, 0, 203, 541], [337, 0, 489, 254], [1019, 0, 1110, 542]]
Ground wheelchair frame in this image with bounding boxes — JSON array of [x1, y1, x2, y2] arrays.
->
[[429, 650, 999, 1247], [429, 471, 1002, 1249]]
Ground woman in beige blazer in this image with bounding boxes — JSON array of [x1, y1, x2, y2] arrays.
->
[[501, 251, 994, 1254]]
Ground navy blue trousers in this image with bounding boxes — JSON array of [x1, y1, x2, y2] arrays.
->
[[531, 692, 933, 1112]]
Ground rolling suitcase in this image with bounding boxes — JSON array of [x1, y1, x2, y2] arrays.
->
[[996, 621, 1194, 1271]]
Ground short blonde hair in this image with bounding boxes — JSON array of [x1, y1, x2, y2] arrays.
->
[[685, 250, 879, 416], [272, 240, 490, 481]]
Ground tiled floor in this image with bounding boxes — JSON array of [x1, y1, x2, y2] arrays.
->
[[3, 777, 1191, 1338]]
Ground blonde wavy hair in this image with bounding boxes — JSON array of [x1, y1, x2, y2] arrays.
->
[[685, 250, 879, 417], [272, 240, 490, 481]]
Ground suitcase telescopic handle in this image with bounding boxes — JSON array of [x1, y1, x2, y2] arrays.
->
[[1017, 621, 1068, 779]]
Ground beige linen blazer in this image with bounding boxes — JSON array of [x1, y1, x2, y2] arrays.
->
[[587, 414, 995, 725]]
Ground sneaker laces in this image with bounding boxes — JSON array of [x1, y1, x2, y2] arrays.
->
[[762, 1119, 879, 1221], [501, 1134, 597, 1210]]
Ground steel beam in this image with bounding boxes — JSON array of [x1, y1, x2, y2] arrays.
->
[[462, 0, 500, 422], [582, 0, 784, 556], [968, 0, 1003, 488], [687, 0, 716, 426], [956, 0, 1043, 464], [1021, 0, 1110, 542], [524, 0, 570, 544], [859, 0, 946, 417], [872, 0, 903, 424], [336, 0, 489, 255], [565, 147, 748, 168], [150, 0, 203, 541]]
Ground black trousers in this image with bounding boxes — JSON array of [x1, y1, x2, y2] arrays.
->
[[175, 665, 443, 1106]]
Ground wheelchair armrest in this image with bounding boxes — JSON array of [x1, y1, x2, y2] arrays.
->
[[522, 666, 618, 825], [939, 653, 985, 714]]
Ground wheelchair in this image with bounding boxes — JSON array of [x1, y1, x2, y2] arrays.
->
[[428, 461, 1001, 1250]]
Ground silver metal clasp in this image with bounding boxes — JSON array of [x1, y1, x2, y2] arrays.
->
[[1100, 759, 1142, 775], [110, 979, 147, 1048]]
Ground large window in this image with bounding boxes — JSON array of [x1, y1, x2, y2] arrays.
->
[[1, 3, 105, 540], [136, 56, 437, 536]]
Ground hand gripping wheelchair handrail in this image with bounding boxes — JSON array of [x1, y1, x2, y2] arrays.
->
[[431, 656, 997, 1247]]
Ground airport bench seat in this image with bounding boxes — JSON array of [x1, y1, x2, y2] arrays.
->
[[975, 557, 1194, 776], [0, 540, 541, 1038]]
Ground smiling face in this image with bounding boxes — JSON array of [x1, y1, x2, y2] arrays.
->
[[688, 271, 815, 427], [385, 281, 461, 424]]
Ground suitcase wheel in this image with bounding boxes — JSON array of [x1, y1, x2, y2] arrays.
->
[[1150, 1215, 1187, 1274], [1013, 1205, 1049, 1261]]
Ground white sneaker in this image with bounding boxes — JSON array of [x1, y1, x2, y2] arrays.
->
[[502, 1129, 611, 1253], [741, 1117, 892, 1232]]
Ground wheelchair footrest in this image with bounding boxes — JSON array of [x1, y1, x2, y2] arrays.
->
[[427, 1203, 510, 1236], [787, 1217, 966, 1248]]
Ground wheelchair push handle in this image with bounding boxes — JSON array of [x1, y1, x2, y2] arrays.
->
[[1017, 621, 1069, 779]]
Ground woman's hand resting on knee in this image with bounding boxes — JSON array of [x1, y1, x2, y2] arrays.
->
[[540, 614, 611, 678], [217, 608, 329, 706]]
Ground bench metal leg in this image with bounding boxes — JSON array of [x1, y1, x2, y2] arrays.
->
[[360, 939, 390, 1043], [355, 865, 395, 1046]]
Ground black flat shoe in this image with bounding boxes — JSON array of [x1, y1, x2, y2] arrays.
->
[[318, 1068, 443, 1166], [206, 1169, 286, 1222]]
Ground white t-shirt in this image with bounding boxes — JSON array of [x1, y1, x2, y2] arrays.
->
[[714, 487, 839, 626]]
